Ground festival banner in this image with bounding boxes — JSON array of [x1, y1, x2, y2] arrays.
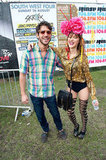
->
[[57, 3, 106, 67], [0, 2, 18, 70], [10, 2, 57, 66]]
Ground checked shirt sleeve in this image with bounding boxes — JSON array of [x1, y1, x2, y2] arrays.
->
[[19, 51, 29, 74]]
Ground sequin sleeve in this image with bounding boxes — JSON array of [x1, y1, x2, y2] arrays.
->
[[82, 54, 97, 100], [50, 47, 63, 59]]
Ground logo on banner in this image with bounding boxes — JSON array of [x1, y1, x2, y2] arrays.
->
[[25, 13, 44, 22], [0, 49, 12, 62]]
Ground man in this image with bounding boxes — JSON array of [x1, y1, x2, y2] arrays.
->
[[19, 21, 67, 143]]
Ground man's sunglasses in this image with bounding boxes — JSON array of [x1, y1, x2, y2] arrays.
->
[[39, 30, 51, 35]]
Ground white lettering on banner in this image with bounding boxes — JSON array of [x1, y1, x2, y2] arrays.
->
[[1, 49, 12, 57]]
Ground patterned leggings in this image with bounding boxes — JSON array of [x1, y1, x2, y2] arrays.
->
[[67, 98, 88, 132]]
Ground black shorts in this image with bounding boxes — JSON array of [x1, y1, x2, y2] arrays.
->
[[67, 80, 87, 93]]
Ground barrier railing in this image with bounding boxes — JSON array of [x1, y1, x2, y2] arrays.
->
[[0, 69, 32, 121]]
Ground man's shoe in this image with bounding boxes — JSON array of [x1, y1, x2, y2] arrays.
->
[[58, 130, 67, 140], [73, 124, 79, 137], [41, 132, 48, 143], [78, 131, 86, 139]]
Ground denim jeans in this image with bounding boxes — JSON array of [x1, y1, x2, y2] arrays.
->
[[30, 94, 63, 132]]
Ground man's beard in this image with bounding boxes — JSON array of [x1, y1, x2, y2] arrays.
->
[[39, 38, 50, 46]]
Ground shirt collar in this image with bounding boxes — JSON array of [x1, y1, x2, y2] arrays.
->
[[36, 43, 51, 52]]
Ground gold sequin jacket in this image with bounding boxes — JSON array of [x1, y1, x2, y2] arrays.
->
[[52, 47, 97, 101]]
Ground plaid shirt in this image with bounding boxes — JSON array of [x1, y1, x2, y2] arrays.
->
[[20, 44, 62, 98]]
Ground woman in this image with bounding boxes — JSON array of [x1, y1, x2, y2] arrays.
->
[[28, 17, 99, 139], [52, 17, 99, 139]]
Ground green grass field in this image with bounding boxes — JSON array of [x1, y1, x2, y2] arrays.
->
[[0, 70, 106, 160]]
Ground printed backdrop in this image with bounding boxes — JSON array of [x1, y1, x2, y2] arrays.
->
[[0, 2, 106, 69], [10, 2, 57, 66], [0, 3, 18, 70], [57, 3, 106, 67]]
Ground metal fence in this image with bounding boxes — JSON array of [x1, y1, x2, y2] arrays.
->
[[0, 69, 32, 121]]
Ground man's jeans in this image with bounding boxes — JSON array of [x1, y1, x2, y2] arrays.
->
[[30, 94, 63, 132]]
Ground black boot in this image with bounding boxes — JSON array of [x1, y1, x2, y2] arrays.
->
[[73, 124, 79, 137], [78, 131, 86, 139]]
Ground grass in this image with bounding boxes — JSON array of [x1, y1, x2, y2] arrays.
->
[[0, 69, 106, 160]]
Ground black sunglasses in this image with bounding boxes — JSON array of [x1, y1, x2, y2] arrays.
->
[[39, 30, 51, 35]]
